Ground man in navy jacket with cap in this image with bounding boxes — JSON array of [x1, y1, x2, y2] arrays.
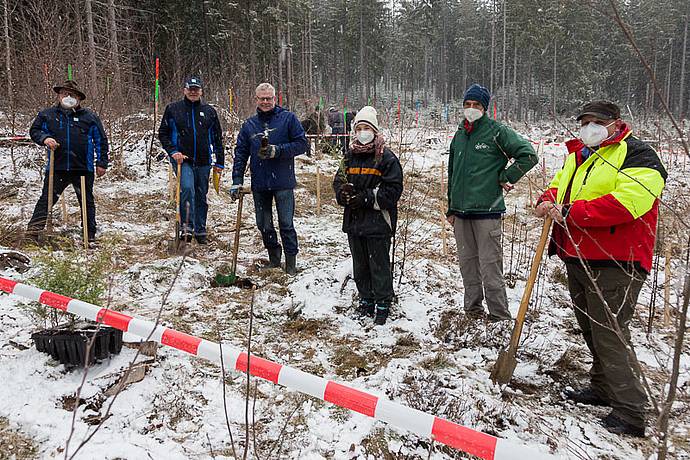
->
[[159, 76, 224, 244], [231, 82, 308, 275]]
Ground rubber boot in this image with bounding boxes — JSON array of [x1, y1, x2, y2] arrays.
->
[[266, 247, 282, 269], [285, 254, 297, 276]]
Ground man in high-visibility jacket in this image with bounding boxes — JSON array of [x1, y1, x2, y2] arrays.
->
[[536, 100, 667, 437]]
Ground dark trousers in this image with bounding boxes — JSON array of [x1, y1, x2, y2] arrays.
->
[[253, 189, 298, 255], [28, 171, 96, 240], [348, 234, 393, 304], [566, 262, 648, 427]]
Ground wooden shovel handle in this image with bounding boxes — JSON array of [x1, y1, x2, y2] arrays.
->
[[46, 147, 55, 231], [175, 162, 182, 224], [230, 192, 245, 274], [508, 217, 552, 350]]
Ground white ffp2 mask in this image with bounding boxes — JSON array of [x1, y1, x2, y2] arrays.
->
[[464, 107, 483, 123], [579, 121, 615, 147]]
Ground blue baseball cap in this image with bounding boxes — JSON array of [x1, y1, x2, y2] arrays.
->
[[185, 77, 203, 89]]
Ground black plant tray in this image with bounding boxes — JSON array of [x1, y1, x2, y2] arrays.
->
[[32, 326, 123, 366]]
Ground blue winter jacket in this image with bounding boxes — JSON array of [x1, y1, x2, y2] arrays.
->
[[29, 105, 109, 172], [158, 97, 225, 168], [232, 106, 308, 191]]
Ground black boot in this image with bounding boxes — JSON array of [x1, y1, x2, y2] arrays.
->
[[374, 303, 390, 325], [266, 247, 282, 268], [285, 254, 297, 275], [356, 299, 375, 317], [564, 387, 611, 407], [601, 412, 645, 437]]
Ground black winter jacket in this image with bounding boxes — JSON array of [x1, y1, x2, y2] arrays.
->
[[158, 97, 224, 168], [333, 146, 403, 237], [29, 105, 109, 172]]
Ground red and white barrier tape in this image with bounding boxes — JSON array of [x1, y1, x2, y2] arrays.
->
[[0, 276, 558, 460]]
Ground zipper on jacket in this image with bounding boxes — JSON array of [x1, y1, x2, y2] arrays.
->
[[191, 108, 197, 164], [66, 112, 71, 171]]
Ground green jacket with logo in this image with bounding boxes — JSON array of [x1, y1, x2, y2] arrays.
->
[[447, 115, 537, 215]]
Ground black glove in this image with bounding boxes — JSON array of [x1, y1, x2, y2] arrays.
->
[[258, 137, 278, 160], [339, 183, 355, 205], [347, 190, 371, 209]]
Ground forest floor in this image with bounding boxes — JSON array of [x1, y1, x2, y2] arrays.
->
[[0, 120, 688, 459]]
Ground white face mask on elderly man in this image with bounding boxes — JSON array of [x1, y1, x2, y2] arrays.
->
[[356, 129, 375, 145], [60, 95, 78, 109], [464, 107, 483, 123], [579, 121, 615, 147]]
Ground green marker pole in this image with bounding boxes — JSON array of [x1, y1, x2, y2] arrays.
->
[[67, 64, 73, 80]]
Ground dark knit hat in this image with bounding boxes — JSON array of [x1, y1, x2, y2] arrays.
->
[[53, 80, 86, 100], [463, 84, 491, 110], [576, 100, 621, 121]]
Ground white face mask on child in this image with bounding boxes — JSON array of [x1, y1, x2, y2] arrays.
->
[[356, 129, 375, 145]]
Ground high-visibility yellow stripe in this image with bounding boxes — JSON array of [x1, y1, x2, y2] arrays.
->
[[347, 167, 382, 176]]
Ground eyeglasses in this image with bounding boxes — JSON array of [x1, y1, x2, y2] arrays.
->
[[256, 96, 274, 102]]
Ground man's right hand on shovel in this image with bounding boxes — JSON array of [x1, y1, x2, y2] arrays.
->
[[171, 152, 188, 164], [43, 137, 59, 150], [229, 184, 242, 201]]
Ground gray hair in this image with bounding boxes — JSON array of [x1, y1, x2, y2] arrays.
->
[[255, 83, 276, 96]]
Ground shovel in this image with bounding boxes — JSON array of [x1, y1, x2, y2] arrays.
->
[[491, 216, 552, 385], [167, 162, 186, 255], [212, 187, 254, 288]]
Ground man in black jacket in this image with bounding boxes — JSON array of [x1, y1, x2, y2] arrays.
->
[[333, 106, 403, 325], [27, 80, 109, 243], [159, 77, 224, 244]]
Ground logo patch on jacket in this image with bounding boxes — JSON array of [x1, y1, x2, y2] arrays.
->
[[475, 142, 490, 151], [200, 112, 205, 117]]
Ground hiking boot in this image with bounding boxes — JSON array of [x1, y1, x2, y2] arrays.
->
[[356, 299, 375, 317], [266, 247, 282, 268], [285, 254, 297, 276], [374, 303, 390, 325], [195, 234, 208, 245], [601, 412, 645, 438], [564, 387, 611, 407]]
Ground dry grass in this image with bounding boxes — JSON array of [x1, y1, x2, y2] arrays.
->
[[0, 417, 37, 460]]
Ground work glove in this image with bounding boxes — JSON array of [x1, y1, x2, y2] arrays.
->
[[258, 137, 278, 160], [229, 184, 242, 201]]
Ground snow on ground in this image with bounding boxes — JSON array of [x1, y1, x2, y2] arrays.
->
[[0, 123, 688, 459]]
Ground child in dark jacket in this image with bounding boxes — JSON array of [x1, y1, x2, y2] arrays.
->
[[333, 106, 403, 325]]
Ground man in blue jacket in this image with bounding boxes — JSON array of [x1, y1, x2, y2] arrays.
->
[[27, 80, 109, 243], [159, 76, 224, 244], [231, 83, 308, 275]]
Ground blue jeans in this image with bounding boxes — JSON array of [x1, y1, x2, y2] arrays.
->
[[176, 163, 211, 236], [253, 189, 298, 255]]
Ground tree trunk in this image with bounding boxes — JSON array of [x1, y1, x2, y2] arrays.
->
[[490, 0, 496, 93], [85, 0, 97, 89], [679, 10, 688, 119], [359, 7, 365, 103], [501, 0, 507, 119], [107, 0, 121, 99], [4, 0, 15, 175]]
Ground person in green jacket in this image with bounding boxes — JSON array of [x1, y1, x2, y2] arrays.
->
[[446, 84, 538, 322]]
